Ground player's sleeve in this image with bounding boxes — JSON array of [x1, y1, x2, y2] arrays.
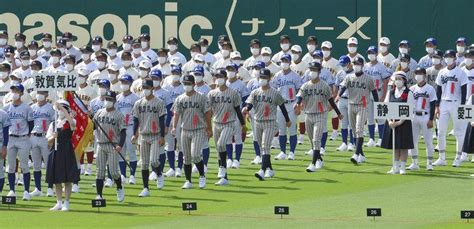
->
[[119, 112, 126, 130], [459, 70, 469, 86], [245, 91, 254, 105], [382, 65, 391, 79], [435, 71, 443, 86], [132, 101, 139, 118], [296, 83, 304, 98], [429, 86, 438, 102], [367, 77, 376, 91], [203, 96, 210, 113], [407, 91, 415, 105], [233, 91, 242, 108], [275, 90, 286, 106]]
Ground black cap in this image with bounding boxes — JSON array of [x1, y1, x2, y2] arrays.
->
[[259, 68, 271, 78], [42, 33, 52, 40], [50, 48, 61, 56], [433, 49, 443, 58], [142, 79, 154, 88], [214, 69, 227, 77], [132, 38, 141, 45], [352, 57, 364, 65], [62, 32, 73, 39], [414, 67, 426, 74], [221, 41, 232, 48], [80, 46, 93, 53], [107, 41, 118, 48], [19, 50, 30, 58], [190, 43, 201, 50], [308, 62, 322, 70], [92, 36, 103, 44], [4, 46, 14, 54], [444, 49, 456, 57], [182, 74, 195, 84], [140, 33, 151, 41], [121, 51, 132, 58], [0, 63, 11, 71], [14, 33, 26, 41], [31, 60, 42, 68], [167, 37, 178, 44], [466, 50, 474, 57], [64, 55, 76, 62], [279, 34, 290, 42], [28, 41, 39, 48], [400, 53, 411, 61], [122, 34, 133, 41], [218, 35, 230, 42], [157, 48, 169, 54], [306, 36, 318, 43], [57, 38, 67, 46], [95, 52, 108, 59], [198, 38, 209, 45], [250, 39, 261, 46], [104, 90, 117, 100]]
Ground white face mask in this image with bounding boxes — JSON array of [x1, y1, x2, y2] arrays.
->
[[445, 57, 454, 66], [21, 59, 30, 67], [122, 43, 131, 50], [12, 92, 20, 101], [291, 54, 300, 61], [28, 49, 37, 57], [153, 80, 161, 87], [261, 56, 270, 63], [221, 50, 230, 58], [353, 65, 362, 72], [58, 110, 66, 119], [133, 48, 141, 55], [122, 60, 132, 67], [107, 49, 117, 57], [456, 45, 465, 53], [216, 78, 226, 86], [395, 79, 404, 88], [120, 84, 130, 91], [400, 62, 408, 69], [250, 48, 260, 56], [11, 80, 20, 85], [66, 64, 74, 72], [141, 41, 149, 49], [425, 47, 434, 54], [108, 73, 117, 81], [43, 41, 52, 48], [77, 77, 86, 85], [0, 71, 8, 79], [98, 88, 106, 96], [104, 100, 114, 109], [50, 56, 60, 64], [171, 74, 180, 82], [184, 85, 193, 92], [322, 50, 331, 58], [310, 71, 319, 79], [158, 57, 167, 64], [431, 58, 441, 65], [97, 61, 106, 69], [36, 94, 46, 102], [465, 58, 473, 66], [281, 62, 290, 70], [348, 46, 357, 54], [252, 69, 260, 78], [190, 52, 198, 59], [15, 41, 24, 49], [139, 70, 148, 78], [307, 44, 316, 53], [194, 75, 203, 83], [0, 38, 7, 46], [259, 79, 268, 86], [379, 46, 388, 53], [227, 71, 236, 78], [81, 54, 90, 61], [415, 74, 424, 83], [92, 45, 101, 52], [399, 47, 408, 54], [232, 59, 241, 66], [280, 43, 290, 51], [201, 46, 208, 53], [168, 44, 177, 52], [143, 89, 152, 97], [368, 54, 376, 61]]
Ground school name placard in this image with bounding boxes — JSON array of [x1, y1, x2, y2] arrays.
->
[[374, 102, 414, 120], [457, 105, 474, 121], [35, 72, 78, 91]]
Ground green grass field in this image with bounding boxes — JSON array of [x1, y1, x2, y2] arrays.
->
[[1, 132, 474, 228]]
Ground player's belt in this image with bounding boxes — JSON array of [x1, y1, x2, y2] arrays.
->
[[341, 96, 348, 99], [415, 111, 428, 116], [32, 133, 46, 137], [285, 99, 295, 104], [443, 99, 457, 102], [9, 134, 28, 137]]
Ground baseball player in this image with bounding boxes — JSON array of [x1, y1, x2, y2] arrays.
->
[[172, 75, 212, 189], [0, 107, 11, 195], [246, 61, 266, 164], [167, 37, 187, 66], [225, 63, 250, 168], [395, 54, 416, 87], [408, 67, 437, 170], [29, 91, 55, 197], [272, 35, 292, 65], [455, 37, 468, 66], [93, 91, 126, 202], [434, 50, 468, 167], [390, 40, 418, 72], [335, 56, 356, 152], [295, 62, 342, 172], [132, 79, 167, 196], [302, 36, 318, 64], [418, 38, 438, 69], [364, 46, 391, 147], [426, 50, 444, 88], [116, 75, 139, 184], [272, 54, 302, 161], [337, 57, 378, 165], [208, 70, 245, 185], [346, 37, 366, 63], [243, 39, 262, 70], [119, 51, 138, 80], [163, 67, 185, 177], [4, 83, 34, 200], [463, 50, 474, 162], [242, 68, 290, 180]]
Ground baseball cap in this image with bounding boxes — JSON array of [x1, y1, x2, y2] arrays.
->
[[56, 99, 70, 110], [456, 37, 468, 44], [182, 75, 195, 84], [379, 37, 390, 45], [393, 71, 407, 79], [259, 68, 271, 78], [171, 66, 182, 74], [367, 46, 378, 54], [214, 69, 227, 78], [424, 37, 437, 46], [28, 41, 39, 48], [150, 69, 162, 79], [104, 90, 117, 100], [139, 60, 152, 69], [352, 57, 364, 65], [250, 39, 261, 46], [108, 62, 120, 71], [347, 37, 358, 45], [140, 33, 151, 41], [30, 60, 42, 69], [193, 66, 204, 75], [444, 49, 456, 57], [291, 45, 302, 53], [311, 50, 323, 58], [280, 54, 291, 61], [78, 68, 90, 76], [122, 35, 133, 41], [80, 46, 93, 53], [97, 79, 111, 88], [92, 36, 103, 44], [400, 53, 411, 61], [279, 34, 290, 42], [14, 33, 26, 41], [230, 51, 241, 59], [306, 36, 317, 43], [62, 32, 73, 40], [10, 83, 24, 93], [321, 41, 332, 49], [432, 49, 443, 58], [399, 40, 410, 46], [226, 63, 239, 71], [194, 53, 204, 62], [308, 62, 322, 70], [414, 67, 426, 74], [261, 47, 272, 55], [119, 74, 133, 83], [253, 61, 265, 69], [338, 55, 351, 65], [167, 36, 178, 44], [142, 79, 153, 88]]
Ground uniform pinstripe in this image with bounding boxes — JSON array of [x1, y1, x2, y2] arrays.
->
[[336, 70, 352, 130], [174, 92, 210, 164], [297, 80, 332, 149], [208, 88, 241, 152], [226, 79, 249, 145], [93, 108, 126, 180], [342, 73, 375, 138], [132, 97, 167, 169], [246, 87, 285, 154]]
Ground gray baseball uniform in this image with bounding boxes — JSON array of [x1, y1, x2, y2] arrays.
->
[[0, 109, 11, 180], [30, 102, 55, 172], [116, 92, 139, 162]]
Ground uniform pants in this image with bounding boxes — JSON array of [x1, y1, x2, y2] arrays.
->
[[254, 120, 279, 155], [96, 143, 121, 180], [277, 102, 297, 136], [306, 113, 327, 150], [30, 135, 50, 171], [120, 126, 137, 162], [409, 114, 434, 159], [338, 98, 350, 129], [140, 134, 163, 170], [438, 100, 467, 153], [213, 122, 235, 152], [7, 136, 31, 173], [348, 104, 368, 138], [181, 129, 206, 165]]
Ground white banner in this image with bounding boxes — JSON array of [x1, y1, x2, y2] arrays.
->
[[456, 105, 474, 121], [374, 102, 413, 120], [35, 72, 78, 91]]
